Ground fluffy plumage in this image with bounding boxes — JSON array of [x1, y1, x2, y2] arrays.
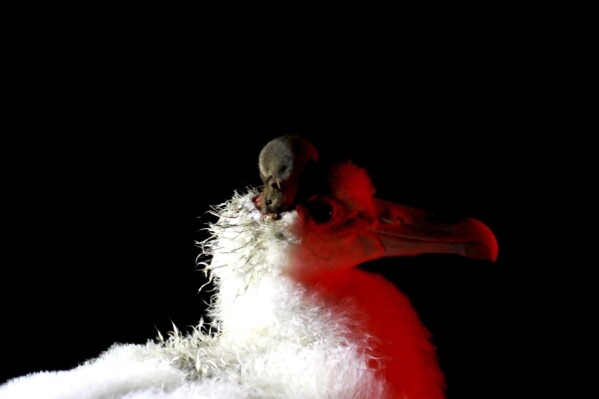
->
[[1, 156, 496, 399]]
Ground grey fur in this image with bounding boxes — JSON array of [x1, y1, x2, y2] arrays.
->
[[258, 135, 319, 214]]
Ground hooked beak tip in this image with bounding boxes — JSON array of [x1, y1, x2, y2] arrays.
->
[[460, 217, 499, 262]]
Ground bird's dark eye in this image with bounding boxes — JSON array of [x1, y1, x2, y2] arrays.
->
[[306, 198, 334, 224], [279, 165, 287, 173]]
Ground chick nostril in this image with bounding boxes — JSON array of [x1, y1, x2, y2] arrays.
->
[[381, 212, 405, 224]]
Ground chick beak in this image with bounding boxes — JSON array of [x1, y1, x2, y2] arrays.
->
[[371, 198, 498, 262]]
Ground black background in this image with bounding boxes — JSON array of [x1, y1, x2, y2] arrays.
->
[[1, 33, 544, 398]]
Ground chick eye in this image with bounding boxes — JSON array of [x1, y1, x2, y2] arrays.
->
[[306, 198, 334, 224]]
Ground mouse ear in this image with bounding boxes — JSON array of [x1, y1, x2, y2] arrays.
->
[[291, 135, 319, 164]]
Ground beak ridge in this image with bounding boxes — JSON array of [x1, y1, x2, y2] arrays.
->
[[372, 199, 498, 262]]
